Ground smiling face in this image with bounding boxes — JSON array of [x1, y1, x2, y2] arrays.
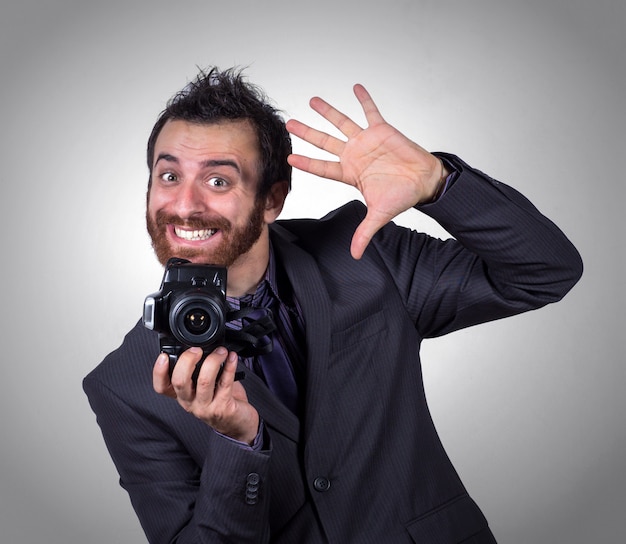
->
[[146, 119, 286, 293]]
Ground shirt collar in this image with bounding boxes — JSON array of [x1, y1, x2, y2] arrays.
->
[[226, 242, 290, 309]]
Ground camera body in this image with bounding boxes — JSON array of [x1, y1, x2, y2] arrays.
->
[[143, 258, 228, 365]]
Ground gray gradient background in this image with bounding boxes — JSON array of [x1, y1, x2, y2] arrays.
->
[[1, 0, 624, 542]]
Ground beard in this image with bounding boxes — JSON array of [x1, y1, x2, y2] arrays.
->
[[146, 199, 266, 267]]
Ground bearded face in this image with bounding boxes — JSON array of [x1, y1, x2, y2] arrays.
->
[[146, 197, 266, 267], [145, 119, 275, 274]]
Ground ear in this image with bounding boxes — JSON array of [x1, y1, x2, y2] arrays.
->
[[263, 181, 289, 224]]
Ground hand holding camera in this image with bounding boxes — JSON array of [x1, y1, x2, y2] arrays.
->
[[143, 257, 275, 383], [153, 344, 260, 445], [146, 258, 267, 444]]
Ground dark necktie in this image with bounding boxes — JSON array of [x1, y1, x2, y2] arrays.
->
[[229, 280, 304, 414]]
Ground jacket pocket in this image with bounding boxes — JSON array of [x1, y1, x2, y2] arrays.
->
[[330, 308, 387, 351], [405, 494, 490, 544]]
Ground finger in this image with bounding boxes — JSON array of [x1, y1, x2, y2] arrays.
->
[[169, 347, 204, 402], [285, 119, 345, 156], [194, 347, 229, 403], [212, 351, 239, 397], [349, 210, 391, 260], [153, 353, 176, 398], [287, 154, 347, 184], [353, 84, 385, 126], [309, 96, 363, 139]]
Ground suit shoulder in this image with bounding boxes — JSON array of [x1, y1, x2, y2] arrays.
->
[[83, 320, 158, 398], [274, 200, 366, 241]]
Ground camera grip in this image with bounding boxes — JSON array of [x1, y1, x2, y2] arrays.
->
[[164, 351, 245, 385]]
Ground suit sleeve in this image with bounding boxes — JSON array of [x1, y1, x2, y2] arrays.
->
[[372, 153, 583, 337], [83, 373, 272, 544]]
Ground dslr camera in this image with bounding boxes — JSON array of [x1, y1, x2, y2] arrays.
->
[[143, 258, 228, 368]]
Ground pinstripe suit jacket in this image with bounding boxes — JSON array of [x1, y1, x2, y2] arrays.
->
[[84, 154, 582, 543]]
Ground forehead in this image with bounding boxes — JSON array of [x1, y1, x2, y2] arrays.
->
[[153, 118, 260, 166]]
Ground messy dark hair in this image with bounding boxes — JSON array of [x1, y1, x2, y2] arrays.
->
[[146, 66, 292, 198]]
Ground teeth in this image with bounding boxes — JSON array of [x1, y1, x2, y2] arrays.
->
[[174, 227, 217, 241]]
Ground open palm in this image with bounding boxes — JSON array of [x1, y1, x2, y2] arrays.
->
[[286, 84, 444, 259]]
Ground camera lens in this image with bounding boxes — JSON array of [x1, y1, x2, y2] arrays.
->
[[184, 309, 210, 334], [169, 292, 226, 348]]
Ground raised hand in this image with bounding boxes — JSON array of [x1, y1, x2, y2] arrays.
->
[[286, 84, 447, 259]]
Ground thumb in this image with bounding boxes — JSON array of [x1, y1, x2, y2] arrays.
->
[[350, 211, 389, 260]]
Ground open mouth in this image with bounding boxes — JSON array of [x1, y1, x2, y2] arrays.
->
[[173, 226, 218, 241]]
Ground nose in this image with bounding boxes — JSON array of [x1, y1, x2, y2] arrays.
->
[[171, 181, 207, 219]]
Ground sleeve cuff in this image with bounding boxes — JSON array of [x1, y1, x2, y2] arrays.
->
[[212, 420, 267, 452], [417, 153, 461, 207]]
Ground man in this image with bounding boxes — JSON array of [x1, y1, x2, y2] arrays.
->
[[84, 67, 582, 543]]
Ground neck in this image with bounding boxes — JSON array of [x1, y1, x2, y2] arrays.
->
[[225, 229, 270, 297]]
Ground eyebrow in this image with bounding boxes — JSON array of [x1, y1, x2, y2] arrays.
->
[[154, 153, 241, 173]]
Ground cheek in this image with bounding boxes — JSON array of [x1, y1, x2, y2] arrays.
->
[[147, 189, 168, 214], [218, 197, 252, 222]]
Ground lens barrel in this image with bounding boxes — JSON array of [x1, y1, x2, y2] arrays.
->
[[169, 292, 226, 347]]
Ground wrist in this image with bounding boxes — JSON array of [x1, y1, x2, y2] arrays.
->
[[433, 157, 450, 200], [212, 413, 261, 449], [421, 157, 449, 204]]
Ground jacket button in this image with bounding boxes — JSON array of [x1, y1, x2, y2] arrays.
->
[[313, 477, 331, 492], [246, 473, 260, 505]]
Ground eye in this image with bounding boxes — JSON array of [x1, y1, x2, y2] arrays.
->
[[159, 172, 178, 183], [207, 177, 228, 188]]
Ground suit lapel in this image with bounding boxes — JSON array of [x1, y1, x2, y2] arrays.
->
[[270, 224, 332, 443], [238, 360, 300, 443]]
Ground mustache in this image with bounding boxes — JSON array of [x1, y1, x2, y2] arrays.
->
[[154, 210, 232, 232]]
